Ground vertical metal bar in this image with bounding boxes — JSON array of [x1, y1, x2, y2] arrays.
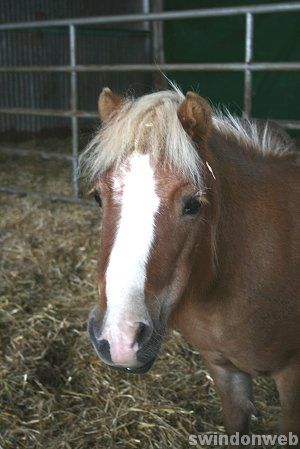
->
[[151, 0, 166, 90], [142, 0, 152, 72], [142, 0, 151, 30], [69, 24, 79, 197], [244, 12, 254, 117]]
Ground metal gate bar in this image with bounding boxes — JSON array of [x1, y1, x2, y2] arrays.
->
[[0, 2, 299, 30], [244, 13, 254, 117], [1, 62, 300, 72], [0, 186, 94, 205], [69, 24, 79, 197], [0, 1, 300, 204]]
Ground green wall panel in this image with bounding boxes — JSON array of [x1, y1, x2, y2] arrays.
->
[[164, 0, 300, 126]]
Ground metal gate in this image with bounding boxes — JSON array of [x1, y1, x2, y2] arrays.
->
[[0, 2, 300, 204]]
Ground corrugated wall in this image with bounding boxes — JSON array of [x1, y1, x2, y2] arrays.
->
[[0, 0, 152, 133]]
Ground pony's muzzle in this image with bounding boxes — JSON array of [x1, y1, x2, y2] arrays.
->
[[88, 307, 154, 371]]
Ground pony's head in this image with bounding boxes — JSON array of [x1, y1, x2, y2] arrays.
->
[[82, 87, 219, 373]]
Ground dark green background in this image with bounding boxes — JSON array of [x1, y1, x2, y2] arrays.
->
[[164, 0, 300, 132]]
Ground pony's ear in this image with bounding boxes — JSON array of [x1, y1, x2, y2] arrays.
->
[[98, 87, 123, 122], [177, 91, 212, 140]]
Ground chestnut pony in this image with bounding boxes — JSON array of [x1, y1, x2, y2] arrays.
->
[[82, 87, 300, 441]]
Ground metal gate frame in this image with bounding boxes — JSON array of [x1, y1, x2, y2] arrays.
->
[[0, 2, 300, 204]]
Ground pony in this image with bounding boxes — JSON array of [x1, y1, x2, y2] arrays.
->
[[81, 86, 300, 443]]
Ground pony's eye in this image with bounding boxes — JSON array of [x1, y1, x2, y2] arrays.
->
[[183, 197, 201, 216], [94, 191, 102, 207]]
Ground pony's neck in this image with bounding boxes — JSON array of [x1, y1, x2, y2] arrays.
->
[[207, 131, 298, 296], [169, 129, 299, 350]]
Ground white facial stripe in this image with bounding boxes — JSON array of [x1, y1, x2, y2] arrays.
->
[[105, 153, 160, 325]]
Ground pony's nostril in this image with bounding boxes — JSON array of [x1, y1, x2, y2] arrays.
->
[[97, 339, 112, 363], [135, 322, 152, 349]]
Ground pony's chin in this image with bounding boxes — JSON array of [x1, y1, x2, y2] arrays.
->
[[107, 357, 156, 375]]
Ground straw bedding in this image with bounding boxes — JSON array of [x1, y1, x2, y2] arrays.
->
[[0, 139, 281, 449]]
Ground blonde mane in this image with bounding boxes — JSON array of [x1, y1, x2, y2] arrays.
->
[[212, 109, 295, 157], [80, 87, 295, 185], [80, 89, 203, 186]]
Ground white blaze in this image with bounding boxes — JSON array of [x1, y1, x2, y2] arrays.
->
[[105, 153, 160, 327]]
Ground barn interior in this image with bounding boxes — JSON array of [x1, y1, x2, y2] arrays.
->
[[1, 1, 299, 448]]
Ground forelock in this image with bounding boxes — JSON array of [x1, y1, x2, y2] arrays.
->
[[80, 89, 204, 188]]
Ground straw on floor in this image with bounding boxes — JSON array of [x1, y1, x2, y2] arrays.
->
[[0, 139, 281, 449]]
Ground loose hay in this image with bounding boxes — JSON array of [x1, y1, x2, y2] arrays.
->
[[0, 139, 281, 449]]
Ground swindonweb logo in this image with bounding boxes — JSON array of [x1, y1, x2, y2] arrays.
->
[[189, 432, 299, 447]]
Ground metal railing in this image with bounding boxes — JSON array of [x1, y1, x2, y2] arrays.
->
[[0, 2, 300, 204]]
